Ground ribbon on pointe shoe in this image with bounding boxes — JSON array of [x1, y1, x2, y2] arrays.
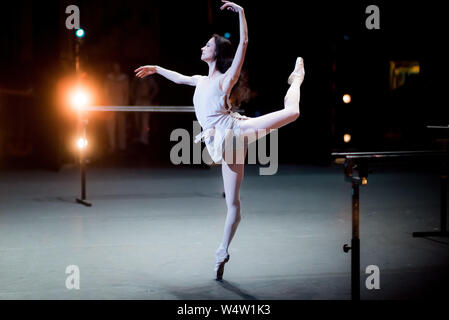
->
[[214, 248, 229, 270], [288, 72, 304, 85]]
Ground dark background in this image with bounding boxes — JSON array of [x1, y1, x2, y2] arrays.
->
[[0, 0, 446, 169]]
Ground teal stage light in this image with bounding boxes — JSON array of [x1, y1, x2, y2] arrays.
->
[[76, 29, 85, 38]]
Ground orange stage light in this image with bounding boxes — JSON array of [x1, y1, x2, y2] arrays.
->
[[69, 87, 91, 111], [77, 138, 88, 150]]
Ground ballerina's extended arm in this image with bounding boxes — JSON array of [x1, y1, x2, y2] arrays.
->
[[219, 0, 248, 95], [134, 65, 201, 87]]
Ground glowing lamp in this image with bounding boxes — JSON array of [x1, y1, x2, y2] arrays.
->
[[77, 138, 88, 149], [343, 94, 351, 104], [344, 134, 351, 143], [70, 88, 90, 111], [76, 29, 85, 38]]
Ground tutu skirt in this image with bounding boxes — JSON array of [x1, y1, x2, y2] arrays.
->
[[194, 111, 252, 163]]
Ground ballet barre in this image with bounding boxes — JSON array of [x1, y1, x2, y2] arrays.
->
[[332, 149, 449, 300], [427, 125, 449, 129], [75, 105, 244, 206], [85, 106, 244, 113], [85, 106, 197, 112]]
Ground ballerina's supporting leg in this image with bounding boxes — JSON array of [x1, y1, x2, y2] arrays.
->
[[218, 156, 245, 253], [215, 148, 247, 279]]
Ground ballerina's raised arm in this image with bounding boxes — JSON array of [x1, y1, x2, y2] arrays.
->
[[218, 0, 249, 95]]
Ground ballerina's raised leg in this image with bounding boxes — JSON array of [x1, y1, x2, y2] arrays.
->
[[214, 57, 305, 280], [238, 57, 305, 139]]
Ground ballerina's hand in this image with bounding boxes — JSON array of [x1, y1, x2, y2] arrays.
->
[[134, 65, 157, 78], [220, 0, 243, 13]]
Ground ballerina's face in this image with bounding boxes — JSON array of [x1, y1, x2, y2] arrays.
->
[[201, 37, 216, 62]]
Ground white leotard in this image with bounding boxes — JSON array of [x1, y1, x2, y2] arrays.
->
[[193, 74, 250, 163]]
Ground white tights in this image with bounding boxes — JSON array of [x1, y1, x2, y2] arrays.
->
[[216, 77, 302, 257]]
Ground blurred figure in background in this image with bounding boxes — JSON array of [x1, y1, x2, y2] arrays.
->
[[131, 76, 159, 147], [104, 61, 129, 154]]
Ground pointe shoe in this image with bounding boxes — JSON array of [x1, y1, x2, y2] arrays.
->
[[214, 252, 230, 281], [288, 57, 305, 85]]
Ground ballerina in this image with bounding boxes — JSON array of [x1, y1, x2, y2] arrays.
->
[[135, 0, 305, 281]]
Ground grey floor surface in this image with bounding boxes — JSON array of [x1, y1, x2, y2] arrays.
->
[[0, 163, 448, 300]]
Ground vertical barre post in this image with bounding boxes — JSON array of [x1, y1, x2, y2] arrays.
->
[[81, 149, 86, 200], [81, 114, 87, 200], [351, 179, 360, 301], [76, 111, 92, 207], [441, 159, 448, 232]]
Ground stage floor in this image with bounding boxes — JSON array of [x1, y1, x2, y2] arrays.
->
[[0, 163, 448, 300]]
